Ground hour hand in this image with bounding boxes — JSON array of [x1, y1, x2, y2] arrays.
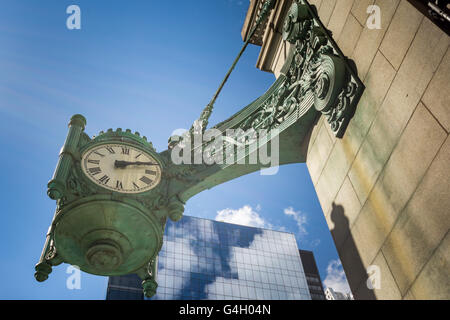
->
[[114, 160, 159, 168]]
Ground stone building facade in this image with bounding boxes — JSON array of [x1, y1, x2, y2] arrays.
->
[[242, 0, 449, 299]]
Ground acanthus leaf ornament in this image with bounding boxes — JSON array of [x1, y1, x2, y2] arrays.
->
[[281, 0, 363, 138]]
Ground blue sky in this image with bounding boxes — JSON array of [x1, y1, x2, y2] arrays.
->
[[0, 0, 349, 299]]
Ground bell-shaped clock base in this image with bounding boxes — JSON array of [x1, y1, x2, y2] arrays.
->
[[53, 197, 163, 276]]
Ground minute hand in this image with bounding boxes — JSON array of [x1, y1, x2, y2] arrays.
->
[[115, 160, 160, 168]]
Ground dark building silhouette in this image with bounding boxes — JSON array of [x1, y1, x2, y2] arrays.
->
[[106, 273, 143, 300], [299, 250, 326, 300]]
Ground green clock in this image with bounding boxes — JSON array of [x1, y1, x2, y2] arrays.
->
[[36, 117, 185, 298]]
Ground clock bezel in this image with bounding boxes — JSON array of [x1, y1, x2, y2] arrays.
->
[[79, 141, 163, 195]]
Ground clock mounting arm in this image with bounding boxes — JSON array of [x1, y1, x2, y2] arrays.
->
[[164, 1, 364, 204]]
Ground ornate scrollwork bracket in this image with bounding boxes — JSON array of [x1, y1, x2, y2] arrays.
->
[[280, 0, 364, 138]]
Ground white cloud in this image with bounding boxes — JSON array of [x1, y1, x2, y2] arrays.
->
[[284, 206, 308, 236], [323, 259, 352, 295], [215, 205, 268, 228], [215, 205, 309, 235], [309, 239, 321, 248]]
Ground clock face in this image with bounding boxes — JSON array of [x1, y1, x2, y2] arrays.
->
[[81, 143, 162, 194]]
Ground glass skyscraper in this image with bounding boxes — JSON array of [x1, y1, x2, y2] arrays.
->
[[107, 215, 312, 300]]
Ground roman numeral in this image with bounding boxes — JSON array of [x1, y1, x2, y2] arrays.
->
[[121, 147, 130, 155], [105, 146, 115, 154], [145, 169, 157, 175], [88, 159, 100, 165], [99, 175, 110, 185], [116, 181, 123, 190], [94, 151, 105, 157], [140, 176, 153, 185], [132, 182, 140, 190], [88, 167, 102, 176], [135, 153, 142, 159]]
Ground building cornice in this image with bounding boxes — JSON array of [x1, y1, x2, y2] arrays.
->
[[241, 0, 293, 73], [241, 0, 269, 46]]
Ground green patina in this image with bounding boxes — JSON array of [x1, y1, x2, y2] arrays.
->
[[35, 0, 364, 297]]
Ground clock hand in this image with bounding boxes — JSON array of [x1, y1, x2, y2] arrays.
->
[[114, 160, 160, 168]]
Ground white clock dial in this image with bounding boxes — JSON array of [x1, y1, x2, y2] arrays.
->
[[81, 143, 162, 193]]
